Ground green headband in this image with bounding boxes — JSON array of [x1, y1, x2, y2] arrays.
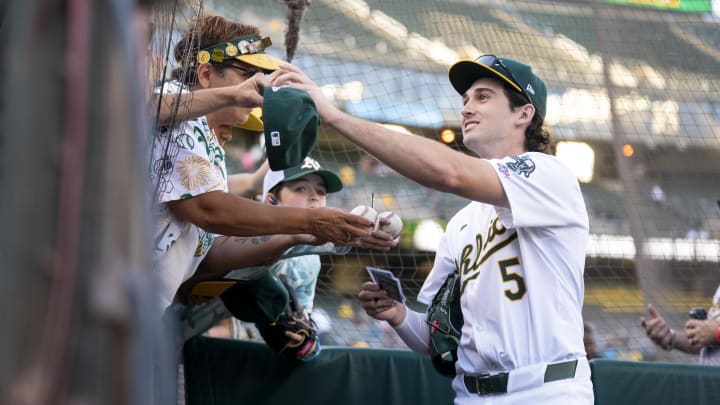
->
[[192, 35, 272, 66]]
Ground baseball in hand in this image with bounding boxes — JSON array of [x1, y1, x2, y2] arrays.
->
[[377, 211, 403, 238], [351, 205, 378, 224]]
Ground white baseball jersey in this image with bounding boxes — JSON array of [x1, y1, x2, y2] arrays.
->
[[417, 152, 590, 395]]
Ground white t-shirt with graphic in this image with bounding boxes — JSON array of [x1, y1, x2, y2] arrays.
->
[[151, 81, 228, 309]]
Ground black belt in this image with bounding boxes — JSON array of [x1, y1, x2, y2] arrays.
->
[[464, 359, 578, 395]]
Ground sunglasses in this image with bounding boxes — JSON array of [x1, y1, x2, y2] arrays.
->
[[225, 64, 262, 78], [475, 54, 533, 105]]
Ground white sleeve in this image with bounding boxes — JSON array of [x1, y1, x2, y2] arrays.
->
[[490, 153, 588, 229], [393, 309, 431, 355]]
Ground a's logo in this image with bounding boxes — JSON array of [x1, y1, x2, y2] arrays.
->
[[300, 157, 321, 170], [526, 83, 535, 95], [505, 155, 535, 178], [270, 131, 281, 146]]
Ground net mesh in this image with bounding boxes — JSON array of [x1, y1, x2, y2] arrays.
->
[[151, 0, 720, 360]]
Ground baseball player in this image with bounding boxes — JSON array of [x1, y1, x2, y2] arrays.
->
[[273, 56, 593, 403]]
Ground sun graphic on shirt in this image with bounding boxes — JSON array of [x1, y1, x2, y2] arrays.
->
[[176, 155, 214, 190]]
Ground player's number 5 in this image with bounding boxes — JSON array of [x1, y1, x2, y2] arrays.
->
[[498, 258, 527, 301]]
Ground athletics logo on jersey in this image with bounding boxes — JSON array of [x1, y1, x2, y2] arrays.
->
[[505, 155, 535, 178]]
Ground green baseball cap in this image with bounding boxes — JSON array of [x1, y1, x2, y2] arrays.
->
[[262, 86, 319, 170], [448, 55, 547, 120], [263, 156, 343, 198]]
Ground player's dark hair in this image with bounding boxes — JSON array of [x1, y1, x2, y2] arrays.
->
[[172, 15, 260, 86], [504, 85, 554, 154]]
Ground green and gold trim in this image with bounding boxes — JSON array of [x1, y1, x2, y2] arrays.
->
[[194, 35, 273, 66]]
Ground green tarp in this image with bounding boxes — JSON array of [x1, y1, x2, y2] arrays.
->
[[590, 359, 720, 405], [184, 337, 454, 405], [184, 337, 720, 405]]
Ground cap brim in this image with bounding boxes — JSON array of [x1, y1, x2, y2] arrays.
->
[[236, 53, 282, 71], [235, 107, 263, 132], [316, 170, 343, 193], [448, 60, 522, 96], [283, 169, 343, 194]]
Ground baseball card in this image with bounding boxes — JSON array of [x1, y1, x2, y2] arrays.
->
[[366, 266, 406, 304]]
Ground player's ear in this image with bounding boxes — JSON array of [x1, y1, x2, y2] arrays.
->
[[517, 103, 534, 125]]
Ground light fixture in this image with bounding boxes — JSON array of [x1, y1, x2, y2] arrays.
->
[[413, 219, 444, 252], [622, 144, 634, 157], [555, 141, 595, 183], [440, 128, 456, 144]]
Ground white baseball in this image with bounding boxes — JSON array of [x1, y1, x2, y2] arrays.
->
[[350, 205, 378, 224], [377, 211, 403, 237]]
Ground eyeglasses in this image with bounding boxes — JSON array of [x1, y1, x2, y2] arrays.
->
[[225, 64, 262, 78], [475, 54, 533, 105]]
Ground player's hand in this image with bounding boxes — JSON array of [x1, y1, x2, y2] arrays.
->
[[270, 63, 340, 123], [640, 303, 673, 348], [308, 207, 373, 246], [684, 318, 720, 347], [358, 282, 406, 326]]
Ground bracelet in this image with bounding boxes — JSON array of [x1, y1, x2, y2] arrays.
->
[[300, 339, 322, 363], [663, 329, 675, 351]]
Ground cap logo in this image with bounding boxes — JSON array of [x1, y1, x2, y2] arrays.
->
[[526, 83, 535, 95], [270, 131, 281, 146], [300, 157, 321, 170]]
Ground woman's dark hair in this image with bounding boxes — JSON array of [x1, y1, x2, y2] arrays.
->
[[171, 15, 260, 86], [504, 85, 553, 154]]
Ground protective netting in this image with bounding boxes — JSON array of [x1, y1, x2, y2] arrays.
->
[[150, 0, 720, 359]]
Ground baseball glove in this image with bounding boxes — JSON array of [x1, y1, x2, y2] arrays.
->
[[256, 276, 320, 362], [426, 271, 463, 376]]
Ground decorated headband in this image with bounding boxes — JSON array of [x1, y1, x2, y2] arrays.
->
[[189, 35, 273, 66]]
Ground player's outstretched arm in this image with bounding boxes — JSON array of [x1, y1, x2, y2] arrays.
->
[[271, 63, 508, 207]]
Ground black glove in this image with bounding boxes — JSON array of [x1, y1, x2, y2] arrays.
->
[[426, 271, 463, 376], [256, 276, 320, 362]]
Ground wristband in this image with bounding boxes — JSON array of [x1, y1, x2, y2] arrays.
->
[[716, 326, 720, 344], [663, 329, 675, 351], [300, 339, 322, 363]]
